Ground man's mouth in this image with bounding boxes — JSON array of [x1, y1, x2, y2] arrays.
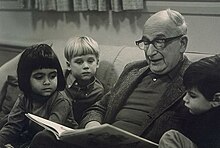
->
[[150, 58, 162, 63]]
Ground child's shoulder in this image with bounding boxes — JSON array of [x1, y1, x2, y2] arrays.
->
[[53, 91, 72, 104]]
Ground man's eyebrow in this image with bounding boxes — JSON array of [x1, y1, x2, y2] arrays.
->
[[142, 36, 149, 40], [142, 34, 166, 40], [155, 34, 166, 38]]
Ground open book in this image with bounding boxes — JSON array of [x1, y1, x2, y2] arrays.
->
[[26, 113, 158, 148]]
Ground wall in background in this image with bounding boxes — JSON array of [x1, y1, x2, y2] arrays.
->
[[0, 2, 220, 66]]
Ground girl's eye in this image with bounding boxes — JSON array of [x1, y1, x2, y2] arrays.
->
[[33, 74, 43, 80], [49, 73, 57, 79]]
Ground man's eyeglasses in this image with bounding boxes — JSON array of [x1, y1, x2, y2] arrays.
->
[[135, 34, 184, 51]]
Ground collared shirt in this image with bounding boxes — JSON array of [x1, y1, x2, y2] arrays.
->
[[64, 69, 104, 124], [113, 59, 185, 135]]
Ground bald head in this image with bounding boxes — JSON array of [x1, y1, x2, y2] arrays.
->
[[138, 9, 188, 75], [143, 9, 187, 38]]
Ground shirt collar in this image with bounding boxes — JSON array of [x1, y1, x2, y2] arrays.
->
[[66, 71, 76, 88], [167, 56, 185, 79], [66, 70, 96, 89]]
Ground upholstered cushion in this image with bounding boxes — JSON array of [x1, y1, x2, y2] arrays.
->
[[1, 75, 22, 114]]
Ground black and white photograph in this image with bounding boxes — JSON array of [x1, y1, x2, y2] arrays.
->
[[0, 0, 219, 148]]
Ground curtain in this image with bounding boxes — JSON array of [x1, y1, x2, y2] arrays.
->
[[22, 0, 143, 12], [57, 0, 71, 11], [111, 0, 122, 12], [35, 0, 57, 11], [122, 0, 144, 10]]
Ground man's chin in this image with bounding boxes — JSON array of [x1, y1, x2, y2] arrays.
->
[[150, 67, 166, 75]]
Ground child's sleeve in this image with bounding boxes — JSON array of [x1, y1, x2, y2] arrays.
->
[[48, 92, 78, 129], [0, 96, 28, 145]]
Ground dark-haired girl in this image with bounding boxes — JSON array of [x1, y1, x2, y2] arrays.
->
[[0, 44, 77, 148]]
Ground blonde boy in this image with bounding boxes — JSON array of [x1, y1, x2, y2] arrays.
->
[[64, 36, 104, 124]]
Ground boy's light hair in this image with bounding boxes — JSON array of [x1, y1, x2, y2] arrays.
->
[[64, 36, 100, 62]]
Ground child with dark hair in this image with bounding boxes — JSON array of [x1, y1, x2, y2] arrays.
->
[[159, 54, 220, 148], [0, 44, 77, 148]]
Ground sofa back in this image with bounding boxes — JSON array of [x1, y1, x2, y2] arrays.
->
[[0, 40, 213, 94]]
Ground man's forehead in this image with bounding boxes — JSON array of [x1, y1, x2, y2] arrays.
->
[[143, 11, 180, 38]]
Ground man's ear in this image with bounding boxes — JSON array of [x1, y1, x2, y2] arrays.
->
[[180, 35, 188, 53], [210, 92, 220, 107], [66, 61, 71, 70]]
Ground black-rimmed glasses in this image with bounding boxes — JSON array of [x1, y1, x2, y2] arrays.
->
[[135, 34, 184, 50]]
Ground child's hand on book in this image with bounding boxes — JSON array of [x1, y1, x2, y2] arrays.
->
[[85, 121, 101, 129]]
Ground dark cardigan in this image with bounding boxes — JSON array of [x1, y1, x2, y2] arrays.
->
[[81, 56, 192, 143]]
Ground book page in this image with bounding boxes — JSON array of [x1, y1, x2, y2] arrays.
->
[[26, 113, 158, 147], [25, 113, 75, 138], [60, 124, 158, 148]]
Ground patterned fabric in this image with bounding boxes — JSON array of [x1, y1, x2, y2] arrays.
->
[[22, 0, 143, 11], [122, 0, 144, 10], [111, 0, 122, 12], [57, 0, 71, 11], [35, 0, 57, 11]]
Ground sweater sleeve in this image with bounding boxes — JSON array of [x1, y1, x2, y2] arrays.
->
[[0, 96, 28, 145], [47, 91, 78, 129], [80, 90, 111, 128]]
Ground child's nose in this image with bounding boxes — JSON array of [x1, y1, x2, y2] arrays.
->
[[83, 62, 89, 68], [183, 94, 189, 102], [43, 77, 50, 85]]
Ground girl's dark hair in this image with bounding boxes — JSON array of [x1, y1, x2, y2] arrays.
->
[[183, 54, 220, 101], [17, 44, 65, 96]]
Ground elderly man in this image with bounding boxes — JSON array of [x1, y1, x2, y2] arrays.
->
[[81, 8, 191, 144], [30, 9, 192, 148]]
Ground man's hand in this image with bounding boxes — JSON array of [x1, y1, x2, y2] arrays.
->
[[85, 121, 101, 128]]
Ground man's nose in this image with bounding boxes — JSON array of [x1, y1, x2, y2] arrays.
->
[[146, 44, 158, 56]]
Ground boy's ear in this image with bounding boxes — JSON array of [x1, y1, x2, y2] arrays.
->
[[96, 59, 100, 68], [210, 92, 220, 108], [66, 61, 71, 70]]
